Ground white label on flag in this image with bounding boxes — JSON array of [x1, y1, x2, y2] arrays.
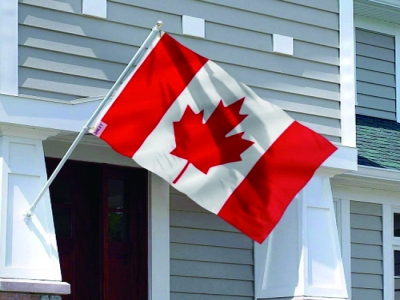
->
[[92, 121, 108, 137]]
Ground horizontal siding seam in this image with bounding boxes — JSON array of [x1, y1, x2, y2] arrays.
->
[[170, 274, 254, 284], [170, 224, 239, 234], [17, 83, 88, 98], [351, 271, 384, 275], [350, 286, 383, 290], [253, 86, 341, 102], [355, 54, 395, 63], [273, 109, 340, 119], [276, 0, 339, 13], [170, 208, 210, 214], [356, 40, 396, 52], [18, 22, 148, 48], [355, 41, 395, 51], [350, 228, 383, 233], [356, 66, 395, 76], [19, 65, 115, 84], [356, 91, 396, 99], [19, 0, 79, 14], [356, 79, 395, 88], [250, 85, 339, 102], [170, 291, 253, 298], [18, 89, 79, 102], [170, 257, 253, 266], [351, 241, 383, 246], [169, 273, 254, 282], [350, 242, 382, 246], [351, 227, 383, 233], [18, 33, 138, 64], [18, 52, 127, 78], [356, 56, 396, 69], [170, 241, 252, 251], [350, 212, 383, 217]]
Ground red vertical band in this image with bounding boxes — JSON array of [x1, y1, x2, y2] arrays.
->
[[218, 121, 337, 243], [99, 34, 208, 157]]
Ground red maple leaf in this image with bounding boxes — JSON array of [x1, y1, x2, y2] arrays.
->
[[171, 97, 254, 184]]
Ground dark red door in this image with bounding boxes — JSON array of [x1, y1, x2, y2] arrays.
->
[[47, 159, 148, 300]]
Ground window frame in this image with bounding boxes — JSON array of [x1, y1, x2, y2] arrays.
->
[[383, 204, 400, 300]]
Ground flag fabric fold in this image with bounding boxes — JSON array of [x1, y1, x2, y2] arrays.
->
[[90, 32, 337, 243]]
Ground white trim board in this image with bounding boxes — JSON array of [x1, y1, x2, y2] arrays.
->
[[332, 165, 400, 198], [0, 94, 101, 132], [149, 173, 170, 300], [332, 184, 400, 205], [332, 166, 400, 204], [0, 93, 358, 172], [384, 204, 394, 300], [0, 0, 18, 95], [395, 25, 400, 123], [332, 198, 352, 299], [339, 199, 352, 299], [340, 0, 356, 147]]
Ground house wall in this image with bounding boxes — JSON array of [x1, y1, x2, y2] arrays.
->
[[18, 0, 341, 142], [355, 28, 396, 120], [170, 188, 254, 299], [350, 201, 383, 300]]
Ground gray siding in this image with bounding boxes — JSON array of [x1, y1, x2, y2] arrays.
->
[[356, 28, 396, 120], [170, 188, 254, 300], [350, 201, 383, 300], [18, 0, 340, 142]]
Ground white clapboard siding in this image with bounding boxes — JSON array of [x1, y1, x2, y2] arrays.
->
[[355, 28, 396, 120], [350, 201, 384, 300], [170, 187, 254, 300], [18, 0, 340, 142]]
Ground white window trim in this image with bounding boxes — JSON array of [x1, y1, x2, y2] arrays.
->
[[384, 204, 394, 300], [383, 205, 400, 300], [0, 0, 18, 95], [333, 177, 400, 300], [354, 15, 400, 123]]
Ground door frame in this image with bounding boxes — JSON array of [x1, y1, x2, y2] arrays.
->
[[44, 136, 170, 299]]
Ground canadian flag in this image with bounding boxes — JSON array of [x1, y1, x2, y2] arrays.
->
[[90, 33, 337, 243]]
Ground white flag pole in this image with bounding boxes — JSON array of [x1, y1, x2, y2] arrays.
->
[[25, 21, 163, 218]]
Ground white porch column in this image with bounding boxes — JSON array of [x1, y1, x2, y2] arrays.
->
[[149, 173, 170, 300], [0, 124, 70, 295], [255, 172, 348, 300]]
